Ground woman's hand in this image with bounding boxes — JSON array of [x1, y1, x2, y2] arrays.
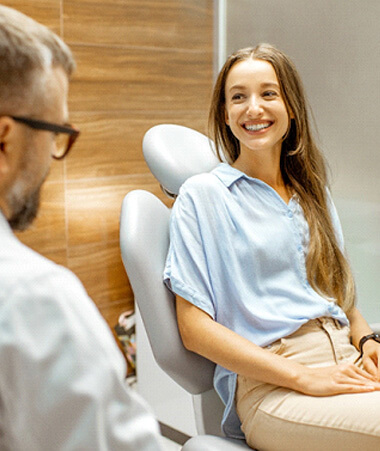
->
[[361, 340, 380, 380], [176, 298, 380, 397], [296, 363, 380, 397]]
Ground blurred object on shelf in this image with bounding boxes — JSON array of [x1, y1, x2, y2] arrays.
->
[[114, 310, 136, 384]]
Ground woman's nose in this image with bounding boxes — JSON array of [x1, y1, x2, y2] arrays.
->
[[247, 96, 263, 116]]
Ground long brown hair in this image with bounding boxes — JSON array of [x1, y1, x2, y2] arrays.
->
[[209, 43, 356, 313]]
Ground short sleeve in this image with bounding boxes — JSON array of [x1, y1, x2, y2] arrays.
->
[[163, 185, 216, 320]]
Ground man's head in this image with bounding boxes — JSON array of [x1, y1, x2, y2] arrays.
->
[[0, 5, 76, 230]]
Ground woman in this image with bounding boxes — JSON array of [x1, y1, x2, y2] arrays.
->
[[164, 44, 380, 450]]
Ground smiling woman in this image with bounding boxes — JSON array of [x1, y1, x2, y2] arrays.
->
[[164, 43, 380, 450], [209, 44, 356, 314]]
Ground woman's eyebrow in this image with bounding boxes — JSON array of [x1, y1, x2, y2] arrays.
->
[[228, 81, 280, 92], [228, 84, 246, 92], [261, 82, 280, 89]]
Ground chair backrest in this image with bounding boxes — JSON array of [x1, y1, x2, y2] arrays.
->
[[120, 124, 220, 395], [120, 190, 216, 394], [143, 123, 220, 196]]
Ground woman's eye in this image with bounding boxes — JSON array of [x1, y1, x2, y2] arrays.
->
[[263, 91, 278, 98], [231, 93, 244, 101]]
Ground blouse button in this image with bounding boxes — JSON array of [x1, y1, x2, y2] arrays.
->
[[328, 303, 337, 314]]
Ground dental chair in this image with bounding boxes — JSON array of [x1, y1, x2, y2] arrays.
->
[[119, 124, 250, 450]]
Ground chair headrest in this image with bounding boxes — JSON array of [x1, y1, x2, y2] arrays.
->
[[142, 124, 220, 196]]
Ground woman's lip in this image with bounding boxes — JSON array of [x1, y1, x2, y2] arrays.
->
[[242, 121, 273, 132]]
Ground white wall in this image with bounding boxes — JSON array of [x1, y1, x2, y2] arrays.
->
[[215, 0, 380, 325]]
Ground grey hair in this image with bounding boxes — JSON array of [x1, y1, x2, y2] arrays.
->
[[0, 5, 75, 115]]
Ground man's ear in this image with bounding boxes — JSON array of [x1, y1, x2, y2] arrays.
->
[[0, 116, 15, 176]]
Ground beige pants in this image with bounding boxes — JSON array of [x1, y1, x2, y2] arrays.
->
[[236, 318, 380, 451]]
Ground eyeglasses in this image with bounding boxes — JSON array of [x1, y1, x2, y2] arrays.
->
[[10, 115, 80, 159]]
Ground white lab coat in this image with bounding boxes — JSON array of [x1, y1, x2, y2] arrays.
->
[[0, 212, 163, 450]]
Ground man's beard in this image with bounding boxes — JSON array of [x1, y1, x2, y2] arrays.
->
[[7, 180, 43, 231]]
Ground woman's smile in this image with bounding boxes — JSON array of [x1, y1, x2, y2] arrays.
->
[[242, 120, 273, 133]]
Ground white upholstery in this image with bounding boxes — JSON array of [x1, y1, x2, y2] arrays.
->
[[120, 125, 250, 449], [120, 190, 215, 394], [142, 124, 219, 196], [182, 435, 249, 450]]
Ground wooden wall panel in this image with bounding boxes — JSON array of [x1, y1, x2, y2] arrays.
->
[[2, 0, 61, 34], [9, 0, 214, 331], [67, 111, 210, 179], [63, 0, 212, 51], [16, 181, 68, 266], [65, 175, 172, 248], [68, 45, 212, 112], [66, 175, 173, 308]]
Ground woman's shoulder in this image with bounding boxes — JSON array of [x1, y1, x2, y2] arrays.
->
[[179, 165, 226, 198]]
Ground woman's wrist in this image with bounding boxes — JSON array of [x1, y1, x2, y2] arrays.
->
[[358, 333, 380, 359], [288, 364, 313, 393]]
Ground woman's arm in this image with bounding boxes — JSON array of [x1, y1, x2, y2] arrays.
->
[[347, 306, 380, 380], [176, 296, 380, 395]]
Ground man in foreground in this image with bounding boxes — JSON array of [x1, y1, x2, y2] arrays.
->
[[0, 5, 163, 450]]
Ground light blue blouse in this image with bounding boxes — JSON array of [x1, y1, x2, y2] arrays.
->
[[163, 163, 348, 439]]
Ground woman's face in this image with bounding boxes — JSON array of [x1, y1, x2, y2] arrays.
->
[[224, 58, 290, 159]]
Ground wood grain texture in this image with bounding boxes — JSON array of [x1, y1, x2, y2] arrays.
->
[[15, 181, 67, 266], [68, 241, 131, 305], [66, 173, 173, 247], [1, 0, 61, 34], [63, 0, 213, 51], [65, 174, 174, 318], [48, 158, 65, 182], [68, 44, 213, 112], [66, 111, 210, 179], [10, 0, 214, 328]]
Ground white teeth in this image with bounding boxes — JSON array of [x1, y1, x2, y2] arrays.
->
[[245, 123, 271, 131]]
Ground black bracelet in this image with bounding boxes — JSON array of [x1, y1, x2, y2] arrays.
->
[[357, 333, 380, 360]]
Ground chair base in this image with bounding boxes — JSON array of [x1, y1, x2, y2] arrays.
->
[[182, 434, 251, 450]]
